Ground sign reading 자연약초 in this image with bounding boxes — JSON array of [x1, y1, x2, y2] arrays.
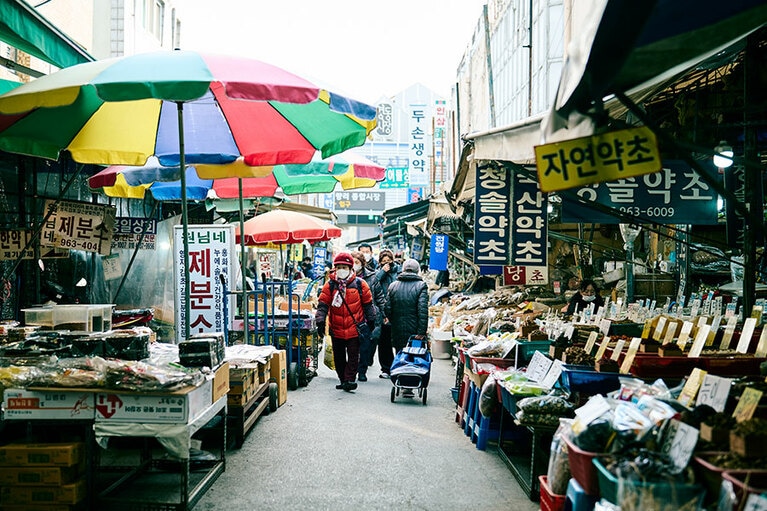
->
[[534, 126, 661, 193]]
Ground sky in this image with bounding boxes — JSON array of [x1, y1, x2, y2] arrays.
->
[[177, 0, 487, 104]]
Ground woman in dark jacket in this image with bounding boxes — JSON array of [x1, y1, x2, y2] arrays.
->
[[563, 279, 605, 315], [351, 250, 385, 382], [374, 248, 400, 378], [384, 258, 429, 353]]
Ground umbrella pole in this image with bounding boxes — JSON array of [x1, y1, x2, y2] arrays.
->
[[239, 178, 249, 343], [178, 102, 191, 340]]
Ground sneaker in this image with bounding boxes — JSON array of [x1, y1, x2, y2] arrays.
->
[[335, 383, 344, 390], [358, 374, 368, 382], [343, 382, 358, 392], [379, 372, 390, 379]]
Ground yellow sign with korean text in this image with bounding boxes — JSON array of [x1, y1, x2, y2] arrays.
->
[[535, 126, 661, 192]]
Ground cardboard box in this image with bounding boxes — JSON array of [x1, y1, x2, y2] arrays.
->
[[0, 443, 84, 468], [0, 478, 86, 505], [229, 367, 257, 396], [94, 380, 212, 424], [0, 465, 82, 486], [258, 359, 271, 384], [211, 362, 230, 404], [2, 389, 95, 420], [269, 350, 287, 406]]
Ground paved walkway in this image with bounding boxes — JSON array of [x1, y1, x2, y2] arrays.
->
[[196, 356, 539, 511]]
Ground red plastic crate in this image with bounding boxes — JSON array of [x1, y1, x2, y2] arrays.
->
[[539, 475, 566, 511], [564, 435, 602, 495], [722, 471, 767, 510]]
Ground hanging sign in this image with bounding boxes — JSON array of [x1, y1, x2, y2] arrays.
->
[[429, 234, 448, 271], [0, 230, 67, 260], [535, 126, 661, 192], [41, 200, 115, 256], [379, 167, 409, 189], [560, 160, 719, 225], [511, 171, 548, 267], [111, 217, 156, 251], [334, 191, 385, 211], [408, 104, 430, 186], [312, 247, 327, 280], [102, 254, 122, 281], [173, 224, 236, 342], [473, 162, 511, 275], [411, 237, 425, 260], [503, 265, 548, 286]]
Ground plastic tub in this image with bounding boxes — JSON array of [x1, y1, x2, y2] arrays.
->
[[594, 458, 704, 508], [22, 307, 54, 330], [539, 475, 566, 511], [560, 365, 621, 395], [564, 435, 604, 495], [53, 305, 91, 331]]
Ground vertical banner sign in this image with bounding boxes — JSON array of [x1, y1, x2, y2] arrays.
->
[[411, 237, 425, 261], [408, 104, 429, 186], [511, 171, 548, 269], [473, 162, 511, 275], [42, 200, 115, 256], [375, 102, 394, 142], [433, 100, 447, 185], [429, 234, 449, 271], [174, 225, 236, 342], [407, 187, 424, 204], [312, 246, 328, 279]]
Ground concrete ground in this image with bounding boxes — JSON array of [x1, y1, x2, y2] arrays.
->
[[195, 355, 540, 511]]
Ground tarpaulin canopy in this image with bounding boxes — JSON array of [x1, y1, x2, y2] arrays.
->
[[0, 0, 93, 73], [542, 0, 767, 143]]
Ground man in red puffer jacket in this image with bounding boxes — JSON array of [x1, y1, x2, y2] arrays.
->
[[315, 252, 377, 392]]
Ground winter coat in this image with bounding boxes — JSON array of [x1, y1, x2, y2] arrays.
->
[[315, 273, 376, 340], [566, 292, 604, 315], [375, 262, 401, 301], [359, 267, 385, 328], [384, 271, 429, 350]]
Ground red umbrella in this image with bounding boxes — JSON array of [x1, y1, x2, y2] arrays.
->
[[235, 209, 342, 245]]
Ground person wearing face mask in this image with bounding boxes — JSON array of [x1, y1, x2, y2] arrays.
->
[[563, 279, 604, 315], [374, 248, 400, 378], [351, 251, 385, 382], [358, 243, 379, 272], [315, 252, 377, 392]]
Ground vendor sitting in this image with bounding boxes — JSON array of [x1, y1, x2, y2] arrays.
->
[[561, 279, 604, 315]]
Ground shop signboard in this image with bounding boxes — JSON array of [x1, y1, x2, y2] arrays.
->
[[379, 167, 409, 189], [511, 171, 548, 267], [407, 187, 424, 204], [429, 234, 448, 271], [173, 225, 236, 342], [334, 190, 385, 211], [408, 104, 429, 186], [535, 126, 661, 192], [434, 100, 447, 185], [503, 265, 548, 286], [312, 246, 327, 279], [411, 236, 425, 261], [0, 230, 67, 260], [473, 162, 511, 275], [111, 217, 156, 250], [41, 200, 115, 256], [374, 102, 395, 142], [560, 160, 720, 224]]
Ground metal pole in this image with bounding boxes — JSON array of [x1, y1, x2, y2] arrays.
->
[[239, 178, 248, 343], [177, 102, 191, 340]]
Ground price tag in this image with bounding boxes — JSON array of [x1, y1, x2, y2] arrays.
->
[[584, 331, 599, 355], [594, 336, 611, 362], [599, 318, 611, 336], [678, 368, 707, 407], [720, 316, 738, 350], [736, 318, 758, 354], [540, 359, 564, 390], [574, 394, 611, 426], [688, 325, 711, 358], [732, 387, 763, 423], [755, 327, 767, 358], [652, 316, 668, 341], [619, 337, 642, 374], [663, 322, 678, 345], [526, 351, 553, 383], [610, 338, 626, 362], [641, 319, 653, 340], [676, 321, 694, 350], [696, 374, 732, 412], [725, 301, 738, 318], [744, 493, 767, 511], [706, 315, 722, 346], [564, 324, 575, 340], [659, 419, 699, 472]]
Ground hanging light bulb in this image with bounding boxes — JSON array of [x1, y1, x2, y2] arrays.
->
[[713, 140, 734, 168]]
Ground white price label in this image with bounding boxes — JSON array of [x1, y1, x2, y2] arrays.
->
[[696, 374, 732, 412]]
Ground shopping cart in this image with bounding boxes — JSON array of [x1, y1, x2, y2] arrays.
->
[[389, 335, 432, 405]]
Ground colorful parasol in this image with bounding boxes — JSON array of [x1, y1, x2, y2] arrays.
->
[[235, 209, 342, 246]]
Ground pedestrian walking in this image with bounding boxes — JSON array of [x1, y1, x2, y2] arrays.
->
[[374, 248, 400, 379], [315, 252, 377, 392], [351, 250, 385, 382], [358, 242, 379, 271]]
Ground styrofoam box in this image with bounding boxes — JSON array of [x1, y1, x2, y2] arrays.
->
[[94, 379, 212, 424], [3, 388, 95, 420]]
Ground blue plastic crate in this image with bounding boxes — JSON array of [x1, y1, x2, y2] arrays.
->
[[560, 365, 621, 395]]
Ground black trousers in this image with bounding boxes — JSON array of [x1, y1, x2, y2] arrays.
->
[[377, 323, 394, 373]]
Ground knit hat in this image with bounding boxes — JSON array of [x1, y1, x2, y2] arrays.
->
[[402, 258, 420, 273], [333, 252, 354, 267]]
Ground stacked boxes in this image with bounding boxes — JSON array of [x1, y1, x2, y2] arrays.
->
[[228, 366, 259, 406], [0, 442, 86, 509], [269, 350, 287, 407], [179, 333, 225, 368]]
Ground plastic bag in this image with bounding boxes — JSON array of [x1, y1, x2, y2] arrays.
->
[[479, 376, 497, 417], [547, 418, 573, 495], [323, 335, 335, 370], [518, 395, 574, 416]]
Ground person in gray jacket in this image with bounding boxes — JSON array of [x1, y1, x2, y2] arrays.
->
[[351, 250, 385, 382], [384, 258, 429, 355], [375, 248, 400, 378]]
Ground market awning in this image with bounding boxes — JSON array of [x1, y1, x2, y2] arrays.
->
[[0, 0, 93, 74], [542, 0, 767, 143]]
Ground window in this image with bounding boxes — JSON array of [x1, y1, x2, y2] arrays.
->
[[143, 0, 164, 41]]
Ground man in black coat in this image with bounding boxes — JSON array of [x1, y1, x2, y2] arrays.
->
[[384, 258, 429, 353]]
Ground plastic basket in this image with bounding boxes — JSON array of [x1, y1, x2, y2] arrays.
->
[[560, 365, 621, 395], [594, 458, 704, 507], [564, 435, 603, 495], [515, 340, 551, 365], [721, 471, 767, 510], [539, 475, 566, 511]]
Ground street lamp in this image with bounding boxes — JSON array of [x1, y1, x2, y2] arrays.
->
[[620, 223, 642, 303], [714, 140, 734, 168]]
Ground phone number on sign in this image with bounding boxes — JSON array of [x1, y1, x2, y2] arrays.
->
[[56, 238, 102, 252], [619, 206, 675, 218]]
